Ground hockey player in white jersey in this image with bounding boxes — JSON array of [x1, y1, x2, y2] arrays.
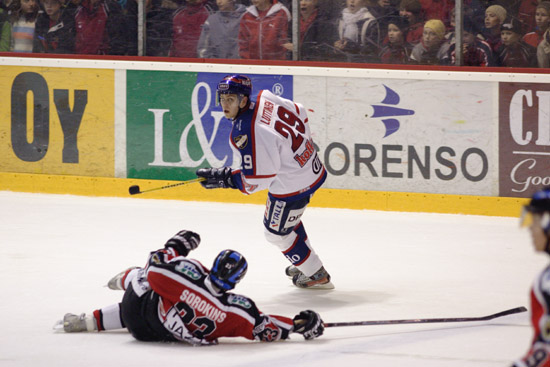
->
[[196, 74, 333, 289]]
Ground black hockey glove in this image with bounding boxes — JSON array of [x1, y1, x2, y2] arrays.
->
[[164, 230, 201, 257], [196, 167, 236, 189], [293, 310, 324, 340]]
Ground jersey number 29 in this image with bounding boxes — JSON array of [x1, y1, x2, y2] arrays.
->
[[274, 106, 306, 153]]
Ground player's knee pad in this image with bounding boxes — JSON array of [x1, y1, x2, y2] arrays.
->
[[263, 195, 309, 236]]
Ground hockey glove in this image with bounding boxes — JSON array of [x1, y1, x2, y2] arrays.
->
[[196, 167, 236, 189], [293, 310, 324, 340], [164, 230, 201, 257]]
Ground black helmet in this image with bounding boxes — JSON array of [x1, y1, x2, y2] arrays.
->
[[209, 250, 248, 291], [521, 186, 550, 235]]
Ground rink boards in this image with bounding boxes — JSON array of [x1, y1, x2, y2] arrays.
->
[[0, 57, 548, 216]]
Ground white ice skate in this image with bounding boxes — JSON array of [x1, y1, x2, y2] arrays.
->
[[292, 266, 334, 289], [107, 267, 138, 290], [53, 313, 97, 332]]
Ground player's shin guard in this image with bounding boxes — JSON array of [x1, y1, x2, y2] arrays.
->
[[264, 223, 322, 277]]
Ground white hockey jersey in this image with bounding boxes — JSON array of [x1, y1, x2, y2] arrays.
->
[[229, 90, 326, 199]]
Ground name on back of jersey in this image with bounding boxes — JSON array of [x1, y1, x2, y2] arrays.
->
[[259, 100, 275, 125], [179, 289, 227, 323]]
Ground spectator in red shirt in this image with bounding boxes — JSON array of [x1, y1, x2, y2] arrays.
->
[[74, 0, 128, 55], [399, 0, 423, 45], [169, 0, 211, 58], [518, 0, 539, 34], [238, 0, 291, 60], [418, 0, 452, 26], [522, 1, 550, 48]]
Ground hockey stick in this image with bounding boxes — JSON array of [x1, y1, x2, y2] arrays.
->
[[323, 306, 527, 328], [129, 178, 205, 195]]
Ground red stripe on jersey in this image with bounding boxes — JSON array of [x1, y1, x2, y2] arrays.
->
[[531, 286, 546, 343], [270, 166, 326, 198], [244, 173, 277, 179], [251, 90, 263, 177]]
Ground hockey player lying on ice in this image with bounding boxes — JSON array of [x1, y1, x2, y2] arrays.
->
[[55, 230, 324, 345]]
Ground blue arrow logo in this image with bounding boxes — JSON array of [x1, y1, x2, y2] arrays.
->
[[370, 85, 415, 138]]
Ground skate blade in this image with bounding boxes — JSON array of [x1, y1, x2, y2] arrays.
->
[[296, 280, 335, 290], [52, 319, 65, 332]]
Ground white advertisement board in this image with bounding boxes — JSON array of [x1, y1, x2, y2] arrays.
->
[[296, 76, 498, 195]]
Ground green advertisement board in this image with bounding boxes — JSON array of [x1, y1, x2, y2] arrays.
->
[[126, 70, 293, 180]]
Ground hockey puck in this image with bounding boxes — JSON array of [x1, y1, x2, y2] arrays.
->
[[129, 185, 141, 195]]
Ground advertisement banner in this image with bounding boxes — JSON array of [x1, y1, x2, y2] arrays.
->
[[0, 66, 115, 176], [499, 82, 550, 198], [296, 77, 497, 195], [126, 71, 292, 180]]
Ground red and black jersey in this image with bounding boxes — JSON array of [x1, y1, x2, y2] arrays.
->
[[514, 264, 550, 367], [144, 248, 293, 342]]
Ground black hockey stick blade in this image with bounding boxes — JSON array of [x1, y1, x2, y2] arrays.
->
[[323, 306, 527, 328], [128, 177, 205, 195]]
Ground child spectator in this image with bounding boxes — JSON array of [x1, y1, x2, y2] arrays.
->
[[0, 3, 10, 51], [378, 15, 412, 63], [537, 27, 550, 66], [482, 4, 506, 54], [74, 0, 128, 55], [333, 0, 380, 62], [169, 0, 211, 58], [197, 0, 245, 58], [399, 0, 423, 45], [496, 16, 537, 67], [410, 18, 450, 64], [9, 0, 39, 52], [238, 0, 291, 60], [442, 16, 494, 66], [368, 0, 398, 41], [281, 0, 338, 61], [33, 0, 75, 53], [522, 1, 550, 48]]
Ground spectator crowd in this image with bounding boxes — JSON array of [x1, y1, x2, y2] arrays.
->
[[0, 0, 549, 67]]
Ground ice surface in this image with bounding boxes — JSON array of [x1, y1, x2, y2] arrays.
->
[[0, 191, 545, 367]]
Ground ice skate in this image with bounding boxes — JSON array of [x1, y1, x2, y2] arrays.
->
[[292, 266, 334, 289], [56, 313, 97, 332], [285, 265, 302, 278], [107, 267, 138, 290]]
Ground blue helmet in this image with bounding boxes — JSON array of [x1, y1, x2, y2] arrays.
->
[[216, 75, 252, 104], [210, 250, 248, 291], [521, 186, 550, 235]]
